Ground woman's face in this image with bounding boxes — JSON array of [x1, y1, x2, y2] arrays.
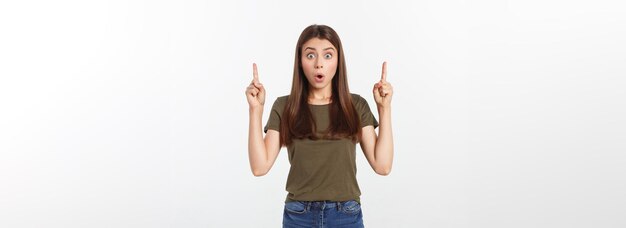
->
[[301, 38, 338, 90]]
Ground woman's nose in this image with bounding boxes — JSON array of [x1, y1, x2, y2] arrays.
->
[[314, 63, 324, 69]]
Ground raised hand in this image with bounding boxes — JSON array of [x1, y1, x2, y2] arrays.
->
[[373, 61, 393, 108], [246, 63, 266, 108]]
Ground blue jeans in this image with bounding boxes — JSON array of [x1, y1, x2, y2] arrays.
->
[[282, 200, 364, 228]]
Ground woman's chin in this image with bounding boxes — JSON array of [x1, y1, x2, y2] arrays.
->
[[308, 82, 330, 90]]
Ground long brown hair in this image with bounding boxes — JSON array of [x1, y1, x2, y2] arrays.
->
[[279, 24, 361, 146]]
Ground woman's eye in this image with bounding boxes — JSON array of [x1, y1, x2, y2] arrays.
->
[[324, 53, 332, 59], [307, 53, 315, 59]]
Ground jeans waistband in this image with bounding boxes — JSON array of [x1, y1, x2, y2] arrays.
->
[[297, 200, 355, 211]]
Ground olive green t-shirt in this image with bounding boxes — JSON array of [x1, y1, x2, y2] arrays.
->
[[263, 93, 379, 203]]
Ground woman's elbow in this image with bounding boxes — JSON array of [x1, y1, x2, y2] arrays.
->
[[375, 167, 392, 176], [252, 168, 268, 177]]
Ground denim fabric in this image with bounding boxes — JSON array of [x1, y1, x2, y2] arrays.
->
[[283, 200, 364, 228]]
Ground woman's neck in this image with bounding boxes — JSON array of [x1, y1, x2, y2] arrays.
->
[[308, 87, 332, 105]]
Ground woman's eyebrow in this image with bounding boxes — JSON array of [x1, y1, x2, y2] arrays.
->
[[304, 47, 336, 51]]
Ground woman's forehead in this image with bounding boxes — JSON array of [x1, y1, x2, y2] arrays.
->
[[302, 38, 336, 51]]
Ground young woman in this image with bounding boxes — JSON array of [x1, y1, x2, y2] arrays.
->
[[245, 24, 394, 228]]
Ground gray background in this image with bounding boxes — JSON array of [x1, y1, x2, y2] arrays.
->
[[1, 0, 625, 227]]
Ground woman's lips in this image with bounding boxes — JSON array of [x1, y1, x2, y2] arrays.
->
[[314, 74, 324, 83]]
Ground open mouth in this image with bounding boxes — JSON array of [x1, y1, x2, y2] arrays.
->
[[314, 74, 324, 82]]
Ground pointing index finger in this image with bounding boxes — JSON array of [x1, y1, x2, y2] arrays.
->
[[253, 63, 259, 83], [381, 61, 387, 82]]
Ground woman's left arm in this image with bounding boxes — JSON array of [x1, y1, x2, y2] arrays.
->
[[360, 62, 394, 176]]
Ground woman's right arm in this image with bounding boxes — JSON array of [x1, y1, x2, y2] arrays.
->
[[246, 63, 282, 177]]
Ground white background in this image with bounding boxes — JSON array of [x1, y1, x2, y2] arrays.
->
[[1, 0, 625, 227]]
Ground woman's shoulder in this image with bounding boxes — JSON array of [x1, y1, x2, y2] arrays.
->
[[276, 95, 289, 103], [350, 93, 367, 104], [270, 95, 290, 109]]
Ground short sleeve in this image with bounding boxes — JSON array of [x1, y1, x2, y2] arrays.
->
[[263, 97, 285, 133], [354, 95, 378, 129]]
